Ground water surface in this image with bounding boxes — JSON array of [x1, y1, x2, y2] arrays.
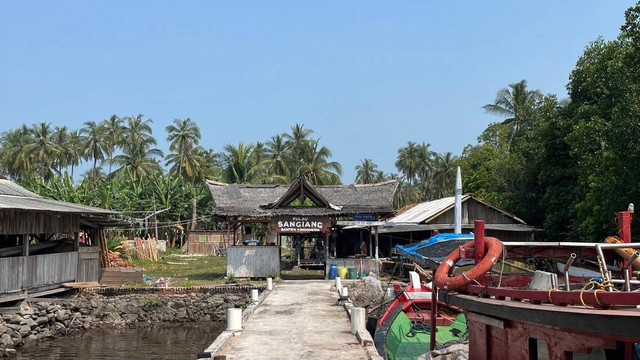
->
[[15, 322, 223, 360]]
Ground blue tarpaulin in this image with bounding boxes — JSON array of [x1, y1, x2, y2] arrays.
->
[[395, 233, 475, 268]]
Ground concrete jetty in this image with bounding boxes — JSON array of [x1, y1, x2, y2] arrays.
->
[[219, 280, 370, 360]]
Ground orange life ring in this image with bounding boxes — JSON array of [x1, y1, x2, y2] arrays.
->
[[434, 237, 504, 291]]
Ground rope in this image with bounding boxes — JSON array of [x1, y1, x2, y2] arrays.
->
[[548, 288, 557, 303], [578, 280, 614, 308], [498, 246, 507, 288]]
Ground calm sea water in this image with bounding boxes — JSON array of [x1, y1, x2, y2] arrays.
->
[[15, 322, 224, 360]]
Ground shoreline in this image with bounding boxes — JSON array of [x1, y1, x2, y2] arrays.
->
[[0, 288, 253, 357]]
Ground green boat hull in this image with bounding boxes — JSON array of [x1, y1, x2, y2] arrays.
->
[[385, 312, 467, 360]]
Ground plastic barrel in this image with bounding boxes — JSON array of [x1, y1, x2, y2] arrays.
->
[[338, 267, 348, 279], [348, 267, 359, 279], [328, 264, 338, 280]]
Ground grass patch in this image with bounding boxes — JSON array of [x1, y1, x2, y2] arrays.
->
[[129, 255, 228, 286]]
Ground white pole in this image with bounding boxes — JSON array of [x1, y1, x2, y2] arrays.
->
[[341, 286, 349, 298], [251, 289, 259, 303], [454, 166, 462, 234], [335, 277, 342, 292], [226, 308, 242, 331], [266, 277, 273, 291], [351, 307, 366, 335]]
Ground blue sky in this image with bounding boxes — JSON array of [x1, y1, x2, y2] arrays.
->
[[0, 1, 633, 182]]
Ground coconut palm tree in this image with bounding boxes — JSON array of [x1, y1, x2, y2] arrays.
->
[[112, 141, 163, 180], [81, 121, 106, 173], [395, 142, 419, 185], [432, 152, 459, 198], [298, 139, 342, 185], [415, 142, 435, 182], [355, 158, 380, 184], [166, 118, 201, 180], [102, 115, 124, 175], [266, 134, 291, 178], [284, 123, 313, 174], [52, 126, 70, 174], [0, 125, 32, 180], [67, 130, 85, 178], [220, 142, 266, 184], [482, 80, 542, 146], [25, 123, 62, 180], [123, 114, 156, 147]]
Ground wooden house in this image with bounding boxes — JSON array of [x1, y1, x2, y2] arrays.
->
[[378, 194, 537, 257], [0, 179, 120, 303]]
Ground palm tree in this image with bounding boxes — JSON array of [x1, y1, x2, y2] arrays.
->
[[284, 123, 313, 174], [123, 114, 156, 146], [395, 142, 419, 185], [67, 130, 85, 178], [432, 152, 459, 198], [415, 142, 435, 182], [52, 126, 70, 174], [81, 121, 106, 173], [166, 118, 202, 181], [266, 134, 291, 178], [482, 80, 542, 146], [112, 141, 163, 179], [355, 158, 379, 184], [0, 125, 32, 180], [220, 142, 265, 184], [25, 123, 62, 180], [111, 114, 162, 179], [298, 139, 342, 185], [102, 115, 124, 175]]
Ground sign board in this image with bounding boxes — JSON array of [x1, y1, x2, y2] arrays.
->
[[272, 216, 331, 233], [355, 213, 375, 221]]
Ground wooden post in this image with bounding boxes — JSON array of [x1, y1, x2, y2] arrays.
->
[[227, 219, 231, 249], [374, 226, 379, 260], [368, 227, 373, 258], [74, 232, 80, 251], [22, 234, 29, 256], [22, 234, 29, 293], [191, 197, 197, 231]]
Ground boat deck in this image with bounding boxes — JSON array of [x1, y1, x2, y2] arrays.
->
[[220, 280, 369, 360]]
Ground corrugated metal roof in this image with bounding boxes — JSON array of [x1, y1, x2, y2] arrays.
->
[[0, 179, 118, 215], [387, 195, 470, 224]]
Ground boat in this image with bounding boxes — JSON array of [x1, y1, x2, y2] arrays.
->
[[429, 208, 640, 359], [374, 271, 468, 360]]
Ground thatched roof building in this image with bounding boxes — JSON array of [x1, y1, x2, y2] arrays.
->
[[206, 177, 398, 218]]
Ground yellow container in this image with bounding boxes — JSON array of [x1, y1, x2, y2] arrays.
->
[[338, 267, 348, 279]]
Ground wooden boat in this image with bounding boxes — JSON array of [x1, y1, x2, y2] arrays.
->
[[431, 209, 640, 359], [374, 271, 468, 360]]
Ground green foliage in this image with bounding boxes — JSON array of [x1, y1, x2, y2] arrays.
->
[[141, 296, 166, 310], [226, 274, 237, 284]]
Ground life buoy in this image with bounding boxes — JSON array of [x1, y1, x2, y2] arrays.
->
[[434, 237, 504, 291]]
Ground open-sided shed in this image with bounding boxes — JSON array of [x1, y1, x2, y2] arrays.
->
[[0, 179, 120, 302]]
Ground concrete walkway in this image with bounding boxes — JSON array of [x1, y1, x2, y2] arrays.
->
[[222, 280, 369, 360]]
